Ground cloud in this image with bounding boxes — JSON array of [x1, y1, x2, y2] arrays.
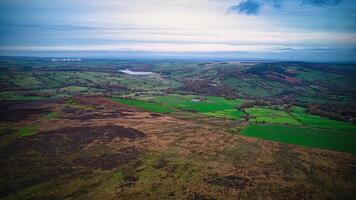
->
[[274, 46, 335, 51], [0, 23, 99, 31], [301, 0, 343, 6], [228, 0, 344, 15], [227, 0, 261, 15], [267, 0, 284, 8]]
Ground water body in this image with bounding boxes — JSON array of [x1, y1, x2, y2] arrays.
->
[[190, 99, 201, 102], [119, 69, 154, 75]]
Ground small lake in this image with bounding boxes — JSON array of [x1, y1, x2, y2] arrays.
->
[[119, 69, 154, 75], [190, 99, 201, 102]]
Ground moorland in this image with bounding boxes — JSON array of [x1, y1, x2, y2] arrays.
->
[[0, 58, 355, 199]]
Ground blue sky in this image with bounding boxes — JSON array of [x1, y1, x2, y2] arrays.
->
[[0, 0, 356, 62]]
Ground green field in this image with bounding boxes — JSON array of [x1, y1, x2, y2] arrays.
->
[[242, 106, 356, 153], [59, 86, 88, 93], [112, 98, 174, 113], [223, 77, 290, 97], [203, 109, 244, 120], [243, 106, 356, 133], [246, 107, 301, 125], [289, 105, 356, 133], [291, 106, 306, 114], [16, 126, 37, 137], [241, 125, 356, 154], [153, 94, 243, 112], [293, 113, 356, 133], [115, 94, 244, 120], [153, 94, 244, 120], [223, 77, 272, 97]]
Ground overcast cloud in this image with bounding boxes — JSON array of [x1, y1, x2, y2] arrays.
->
[[0, 0, 355, 61]]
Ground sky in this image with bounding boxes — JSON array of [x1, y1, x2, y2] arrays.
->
[[0, 0, 356, 62]]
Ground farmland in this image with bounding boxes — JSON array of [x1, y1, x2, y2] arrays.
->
[[115, 93, 356, 154], [113, 94, 245, 120], [153, 94, 243, 112], [246, 107, 301, 125], [204, 108, 244, 120], [241, 125, 356, 154], [293, 113, 356, 133]]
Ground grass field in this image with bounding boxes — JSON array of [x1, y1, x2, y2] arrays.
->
[[241, 124, 356, 154], [291, 106, 306, 114], [293, 113, 356, 133], [16, 126, 37, 137], [112, 98, 174, 113], [203, 109, 244, 120], [223, 77, 272, 97], [153, 94, 244, 120], [289, 106, 356, 133], [115, 94, 244, 120], [243, 106, 356, 133], [153, 94, 243, 113], [59, 86, 88, 93], [246, 107, 301, 125], [223, 77, 290, 97]]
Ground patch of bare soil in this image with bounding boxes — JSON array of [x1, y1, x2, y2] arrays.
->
[[0, 124, 146, 198], [39, 125, 146, 140], [0, 128, 16, 136], [207, 175, 250, 189], [60, 96, 138, 121], [73, 96, 137, 112], [64, 110, 134, 121], [122, 175, 139, 187], [188, 193, 216, 200], [0, 100, 53, 122], [73, 147, 141, 170]]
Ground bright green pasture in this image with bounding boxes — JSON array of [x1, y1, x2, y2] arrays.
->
[[16, 126, 37, 137], [153, 94, 243, 113], [59, 86, 88, 93], [120, 94, 244, 120], [291, 106, 306, 114], [292, 113, 356, 133], [246, 107, 301, 125], [112, 98, 174, 113], [288, 106, 356, 132], [203, 109, 244, 120], [241, 124, 356, 154]]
